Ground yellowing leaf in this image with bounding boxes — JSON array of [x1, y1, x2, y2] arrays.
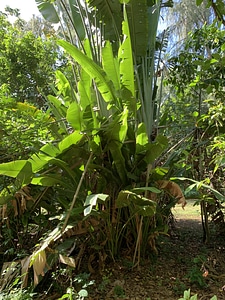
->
[[32, 250, 47, 286]]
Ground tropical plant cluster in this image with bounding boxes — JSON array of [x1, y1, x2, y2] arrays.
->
[[0, 0, 224, 299]]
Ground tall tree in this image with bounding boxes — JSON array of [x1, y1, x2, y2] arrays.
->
[[161, 0, 213, 53], [0, 12, 61, 105]]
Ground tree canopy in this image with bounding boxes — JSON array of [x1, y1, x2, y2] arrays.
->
[[0, 12, 61, 104]]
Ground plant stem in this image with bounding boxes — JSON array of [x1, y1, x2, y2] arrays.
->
[[61, 152, 93, 232], [133, 164, 152, 268]]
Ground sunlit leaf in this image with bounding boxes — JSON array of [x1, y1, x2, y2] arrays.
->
[[58, 40, 117, 104], [84, 193, 109, 216], [118, 10, 134, 96], [136, 123, 149, 154], [66, 102, 82, 130], [32, 250, 47, 286]]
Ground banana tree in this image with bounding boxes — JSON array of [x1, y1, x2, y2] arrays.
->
[[0, 1, 177, 287]]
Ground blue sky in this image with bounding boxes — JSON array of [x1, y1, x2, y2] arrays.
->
[[0, 0, 40, 20]]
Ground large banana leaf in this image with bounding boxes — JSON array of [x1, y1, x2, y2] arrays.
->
[[58, 40, 118, 105], [103, 108, 129, 182], [102, 41, 120, 91], [118, 9, 135, 97], [86, 0, 122, 41], [68, 0, 86, 40], [126, 0, 149, 56], [87, 0, 149, 56], [35, 0, 60, 23], [0, 161, 33, 184]]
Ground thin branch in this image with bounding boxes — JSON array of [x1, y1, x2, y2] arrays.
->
[[61, 152, 93, 232]]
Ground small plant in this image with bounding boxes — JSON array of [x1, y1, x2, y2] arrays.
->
[[178, 289, 217, 300], [58, 287, 89, 300], [55, 272, 94, 300], [0, 271, 36, 300], [113, 285, 125, 297], [98, 272, 112, 292], [0, 290, 35, 300], [186, 256, 207, 288]]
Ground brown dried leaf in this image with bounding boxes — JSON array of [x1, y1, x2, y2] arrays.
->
[[11, 199, 18, 216], [21, 256, 31, 288], [1, 204, 7, 221], [59, 254, 76, 268], [157, 180, 186, 208], [21, 195, 27, 214]]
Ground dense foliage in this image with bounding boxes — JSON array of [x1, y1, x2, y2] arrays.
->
[[0, 0, 224, 299], [0, 12, 61, 104]]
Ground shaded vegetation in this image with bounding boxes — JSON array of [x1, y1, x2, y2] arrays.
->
[[0, 0, 224, 299]]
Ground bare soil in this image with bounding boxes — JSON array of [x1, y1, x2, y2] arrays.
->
[[86, 202, 225, 300]]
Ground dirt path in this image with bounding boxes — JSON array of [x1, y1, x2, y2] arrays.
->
[[87, 202, 225, 300]]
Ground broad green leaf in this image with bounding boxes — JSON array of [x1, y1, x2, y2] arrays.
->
[[145, 135, 168, 164], [58, 131, 83, 152], [84, 193, 109, 216], [102, 41, 120, 91], [78, 80, 91, 110], [126, 0, 148, 56], [58, 40, 117, 104], [47, 95, 67, 117], [29, 154, 76, 184], [16, 161, 33, 186], [31, 176, 63, 186], [116, 190, 156, 216], [78, 39, 92, 110], [16, 102, 53, 122], [116, 190, 133, 207], [68, 0, 85, 40], [136, 123, 149, 154], [118, 107, 128, 142], [0, 161, 32, 184], [55, 70, 74, 105], [109, 140, 127, 183], [118, 10, 134, 96], [105, 108, 128, 144], [35, 0, 60, 23], [39, 143, 61, 157], [116, 190, 153, 206], [27, 132, 83, 183], [136, 205, 156, 217], [66, 102, 82, 130], [221, 43, 225, 51]]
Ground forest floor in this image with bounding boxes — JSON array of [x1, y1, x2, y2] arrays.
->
[[85, 200, 225, 300]]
